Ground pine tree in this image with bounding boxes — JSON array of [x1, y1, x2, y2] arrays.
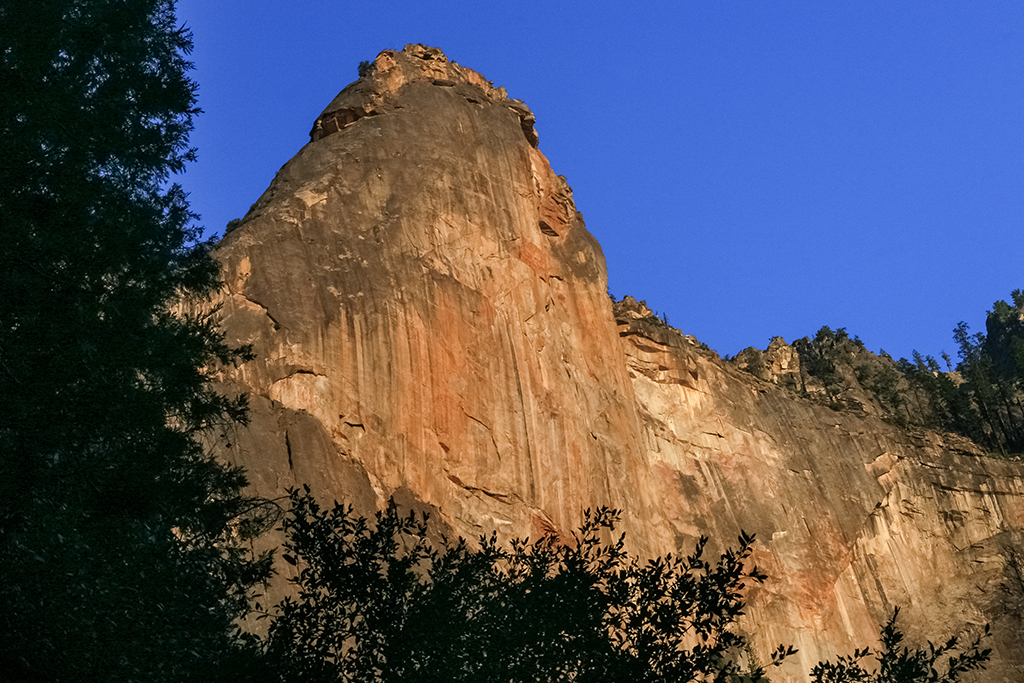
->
[[0, 1, 270, 679]]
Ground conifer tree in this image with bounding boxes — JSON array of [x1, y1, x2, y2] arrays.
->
[[0, 1, 269, 679]]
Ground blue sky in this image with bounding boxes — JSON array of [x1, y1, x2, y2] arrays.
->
[[177, 1, 1024, 361]]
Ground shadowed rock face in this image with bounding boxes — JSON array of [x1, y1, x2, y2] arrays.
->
[[212, 45, 1024, 682]]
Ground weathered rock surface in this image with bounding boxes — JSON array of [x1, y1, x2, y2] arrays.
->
[[730, 330, 935, 422], [214, 43, 661, 551], [212, 45, 1024, 681], [616, 298, 1024, 679]]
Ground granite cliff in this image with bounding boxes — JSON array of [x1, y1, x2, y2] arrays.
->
[[210, 45, 1024, 681]]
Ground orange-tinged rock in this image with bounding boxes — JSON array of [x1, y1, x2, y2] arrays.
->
[[215, 43, 659, 552], [212, 45, 1024, 681], [615, 297, 1024, 680]]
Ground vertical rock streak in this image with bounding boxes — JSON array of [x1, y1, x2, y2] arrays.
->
[[213, 45, 1024, 681]]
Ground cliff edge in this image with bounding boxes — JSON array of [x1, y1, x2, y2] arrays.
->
[[210, 45, 1024, 681]]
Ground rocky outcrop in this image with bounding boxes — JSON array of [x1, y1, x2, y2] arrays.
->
[[211, 45, 1024, 681], [213, 43, 658, 554], [615, 297, 1024, 679], [309, 44, 537, 148], [728, 329, 966, 431]]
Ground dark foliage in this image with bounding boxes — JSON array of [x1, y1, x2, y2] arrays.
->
[[265, 491, 990, 682], [897, 290, 1024, 455], [0, 1, 270, 679], [811, 608, 991, 683], [265, 487, 791, 683], [865, 362, 907, 422], [779, 291, 1024, 456], [897, 352, 984, 442], [794, 326, 848, 405]]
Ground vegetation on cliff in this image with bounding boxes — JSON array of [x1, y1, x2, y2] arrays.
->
[[731, 292, 1024, 458]]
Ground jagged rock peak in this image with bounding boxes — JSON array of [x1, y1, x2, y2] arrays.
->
[[310, 44, 539, 147], [613, 295, 711, 353]]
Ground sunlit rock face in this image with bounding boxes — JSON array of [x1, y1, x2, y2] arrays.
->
[[212, 45, 1024, 681], [615, 297, 1024, 680], [213, 43, 660, 551]]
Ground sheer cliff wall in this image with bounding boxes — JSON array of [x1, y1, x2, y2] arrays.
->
[[211, 45, 1024, 681], [616, 301, 1023, 678]]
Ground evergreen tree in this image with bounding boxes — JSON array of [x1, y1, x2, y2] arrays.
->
[[0, 1, 270, 679], [794, 326, 846, 404], [954, 320, 1019, 453]]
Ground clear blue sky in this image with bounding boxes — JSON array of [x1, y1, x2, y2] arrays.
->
[[176, 1, 1024, 361]]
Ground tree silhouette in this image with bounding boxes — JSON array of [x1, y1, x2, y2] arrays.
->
[[266, 489, 990, 682], [266, 487, 795, 682], [0, 1, 270, 679], [812, 608, 990, 683]]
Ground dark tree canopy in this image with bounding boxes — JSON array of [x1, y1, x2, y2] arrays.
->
[[263, 489, 989, 683], [265, 488, 792, 683], [899, 291, 1024, 456], [768, 290, 1024, 456], [0, 1, 269, 680], [812, 608, 991, 683]]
